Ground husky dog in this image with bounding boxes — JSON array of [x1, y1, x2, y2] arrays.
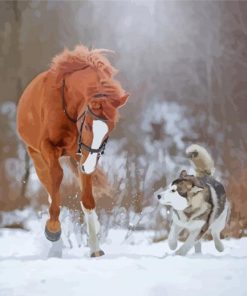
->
[[156, 144, 230, 256]]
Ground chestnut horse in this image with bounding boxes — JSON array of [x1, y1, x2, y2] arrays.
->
[[17, 45, 129, 257]]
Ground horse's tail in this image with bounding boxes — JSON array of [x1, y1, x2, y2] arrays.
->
[[62, 157, 78, 178]]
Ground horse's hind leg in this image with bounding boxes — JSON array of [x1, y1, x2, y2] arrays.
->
[[27, 146, 63, 241], [78, 172, 104, 257]]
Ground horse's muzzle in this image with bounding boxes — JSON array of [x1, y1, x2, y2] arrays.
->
[[80, 161, 97, 175]]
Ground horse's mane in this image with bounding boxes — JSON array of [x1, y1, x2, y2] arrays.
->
[[50, 45, 127, 121], [50, 45, 118, 86]]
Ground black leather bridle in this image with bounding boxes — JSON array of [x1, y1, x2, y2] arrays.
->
[[61, 79, 109, 158]]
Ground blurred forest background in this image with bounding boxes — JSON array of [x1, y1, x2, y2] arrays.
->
[[0, 0, 247, 239]]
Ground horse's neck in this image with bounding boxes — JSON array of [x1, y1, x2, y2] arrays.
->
[[65, 83, 87, 120], [64, 69, 99, 119]]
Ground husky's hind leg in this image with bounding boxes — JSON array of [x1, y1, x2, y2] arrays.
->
[[211, 206, 229, 252], [194, 241, 202, 254], [212, 229, 224, 252]]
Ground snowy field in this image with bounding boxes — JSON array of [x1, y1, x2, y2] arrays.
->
[[0, 218, 247, 296]]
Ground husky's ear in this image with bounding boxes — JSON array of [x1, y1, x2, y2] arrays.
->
[[191, 177, 204, 189], [183, 174, 204, 189], [179, 170, 188, 178], [190, 186, 204, 195]]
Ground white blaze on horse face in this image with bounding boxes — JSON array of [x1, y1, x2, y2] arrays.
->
[[81, 120, 108, 174], [157, 184, 188, 211]]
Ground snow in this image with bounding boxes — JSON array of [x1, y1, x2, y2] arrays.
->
[[0, 220, 247, 296]]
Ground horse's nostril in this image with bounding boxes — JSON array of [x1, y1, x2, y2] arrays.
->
[[81, 165, 85, 172], [157, 194, 161, 200]]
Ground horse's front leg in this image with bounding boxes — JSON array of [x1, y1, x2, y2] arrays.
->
[[29, 142, 63, 242], [45, 161, 63, 242], [79, 173, 104, 257]]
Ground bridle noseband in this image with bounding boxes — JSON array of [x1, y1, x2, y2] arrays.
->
[[61, 79, 109, 158], [76, 106, 109, 157]]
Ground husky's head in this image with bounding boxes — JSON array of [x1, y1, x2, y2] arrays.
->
[[155, 170, 204, 211]]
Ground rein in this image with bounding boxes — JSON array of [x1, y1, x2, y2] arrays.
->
[[77, 108, 109, 156], [61, 78, 109, 157]]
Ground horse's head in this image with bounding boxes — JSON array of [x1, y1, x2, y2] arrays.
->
[[51, 45, 129, 175], [79, 91, 129, 174]]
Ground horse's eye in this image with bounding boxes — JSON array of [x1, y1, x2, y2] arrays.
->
[[171, 189, 176, 192]]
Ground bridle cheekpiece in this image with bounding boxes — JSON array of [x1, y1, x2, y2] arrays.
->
[[61, 79, 109, 159]]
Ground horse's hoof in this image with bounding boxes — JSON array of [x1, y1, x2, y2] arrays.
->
[[90, 250, 105, 257], [45, 225, 61, 242]]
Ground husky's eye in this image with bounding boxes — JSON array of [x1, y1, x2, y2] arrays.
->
[[171, 189, 176, 192]]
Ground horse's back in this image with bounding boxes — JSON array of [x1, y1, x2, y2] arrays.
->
[[17, 71, 49, 149]]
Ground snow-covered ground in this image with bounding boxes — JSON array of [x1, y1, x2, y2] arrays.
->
[[0, 218, 247, 296]]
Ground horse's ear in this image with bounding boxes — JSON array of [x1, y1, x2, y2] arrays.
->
[[112, 93, 129, 108]]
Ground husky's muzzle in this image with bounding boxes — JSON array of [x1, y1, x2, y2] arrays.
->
[[155, 184, 189, 211]]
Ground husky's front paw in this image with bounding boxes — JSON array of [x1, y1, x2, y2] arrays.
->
[[168, 239, 177, 250], [175, 248, 187, 256]]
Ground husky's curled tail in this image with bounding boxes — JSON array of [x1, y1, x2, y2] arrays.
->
[[186, 144, 215, 177]]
